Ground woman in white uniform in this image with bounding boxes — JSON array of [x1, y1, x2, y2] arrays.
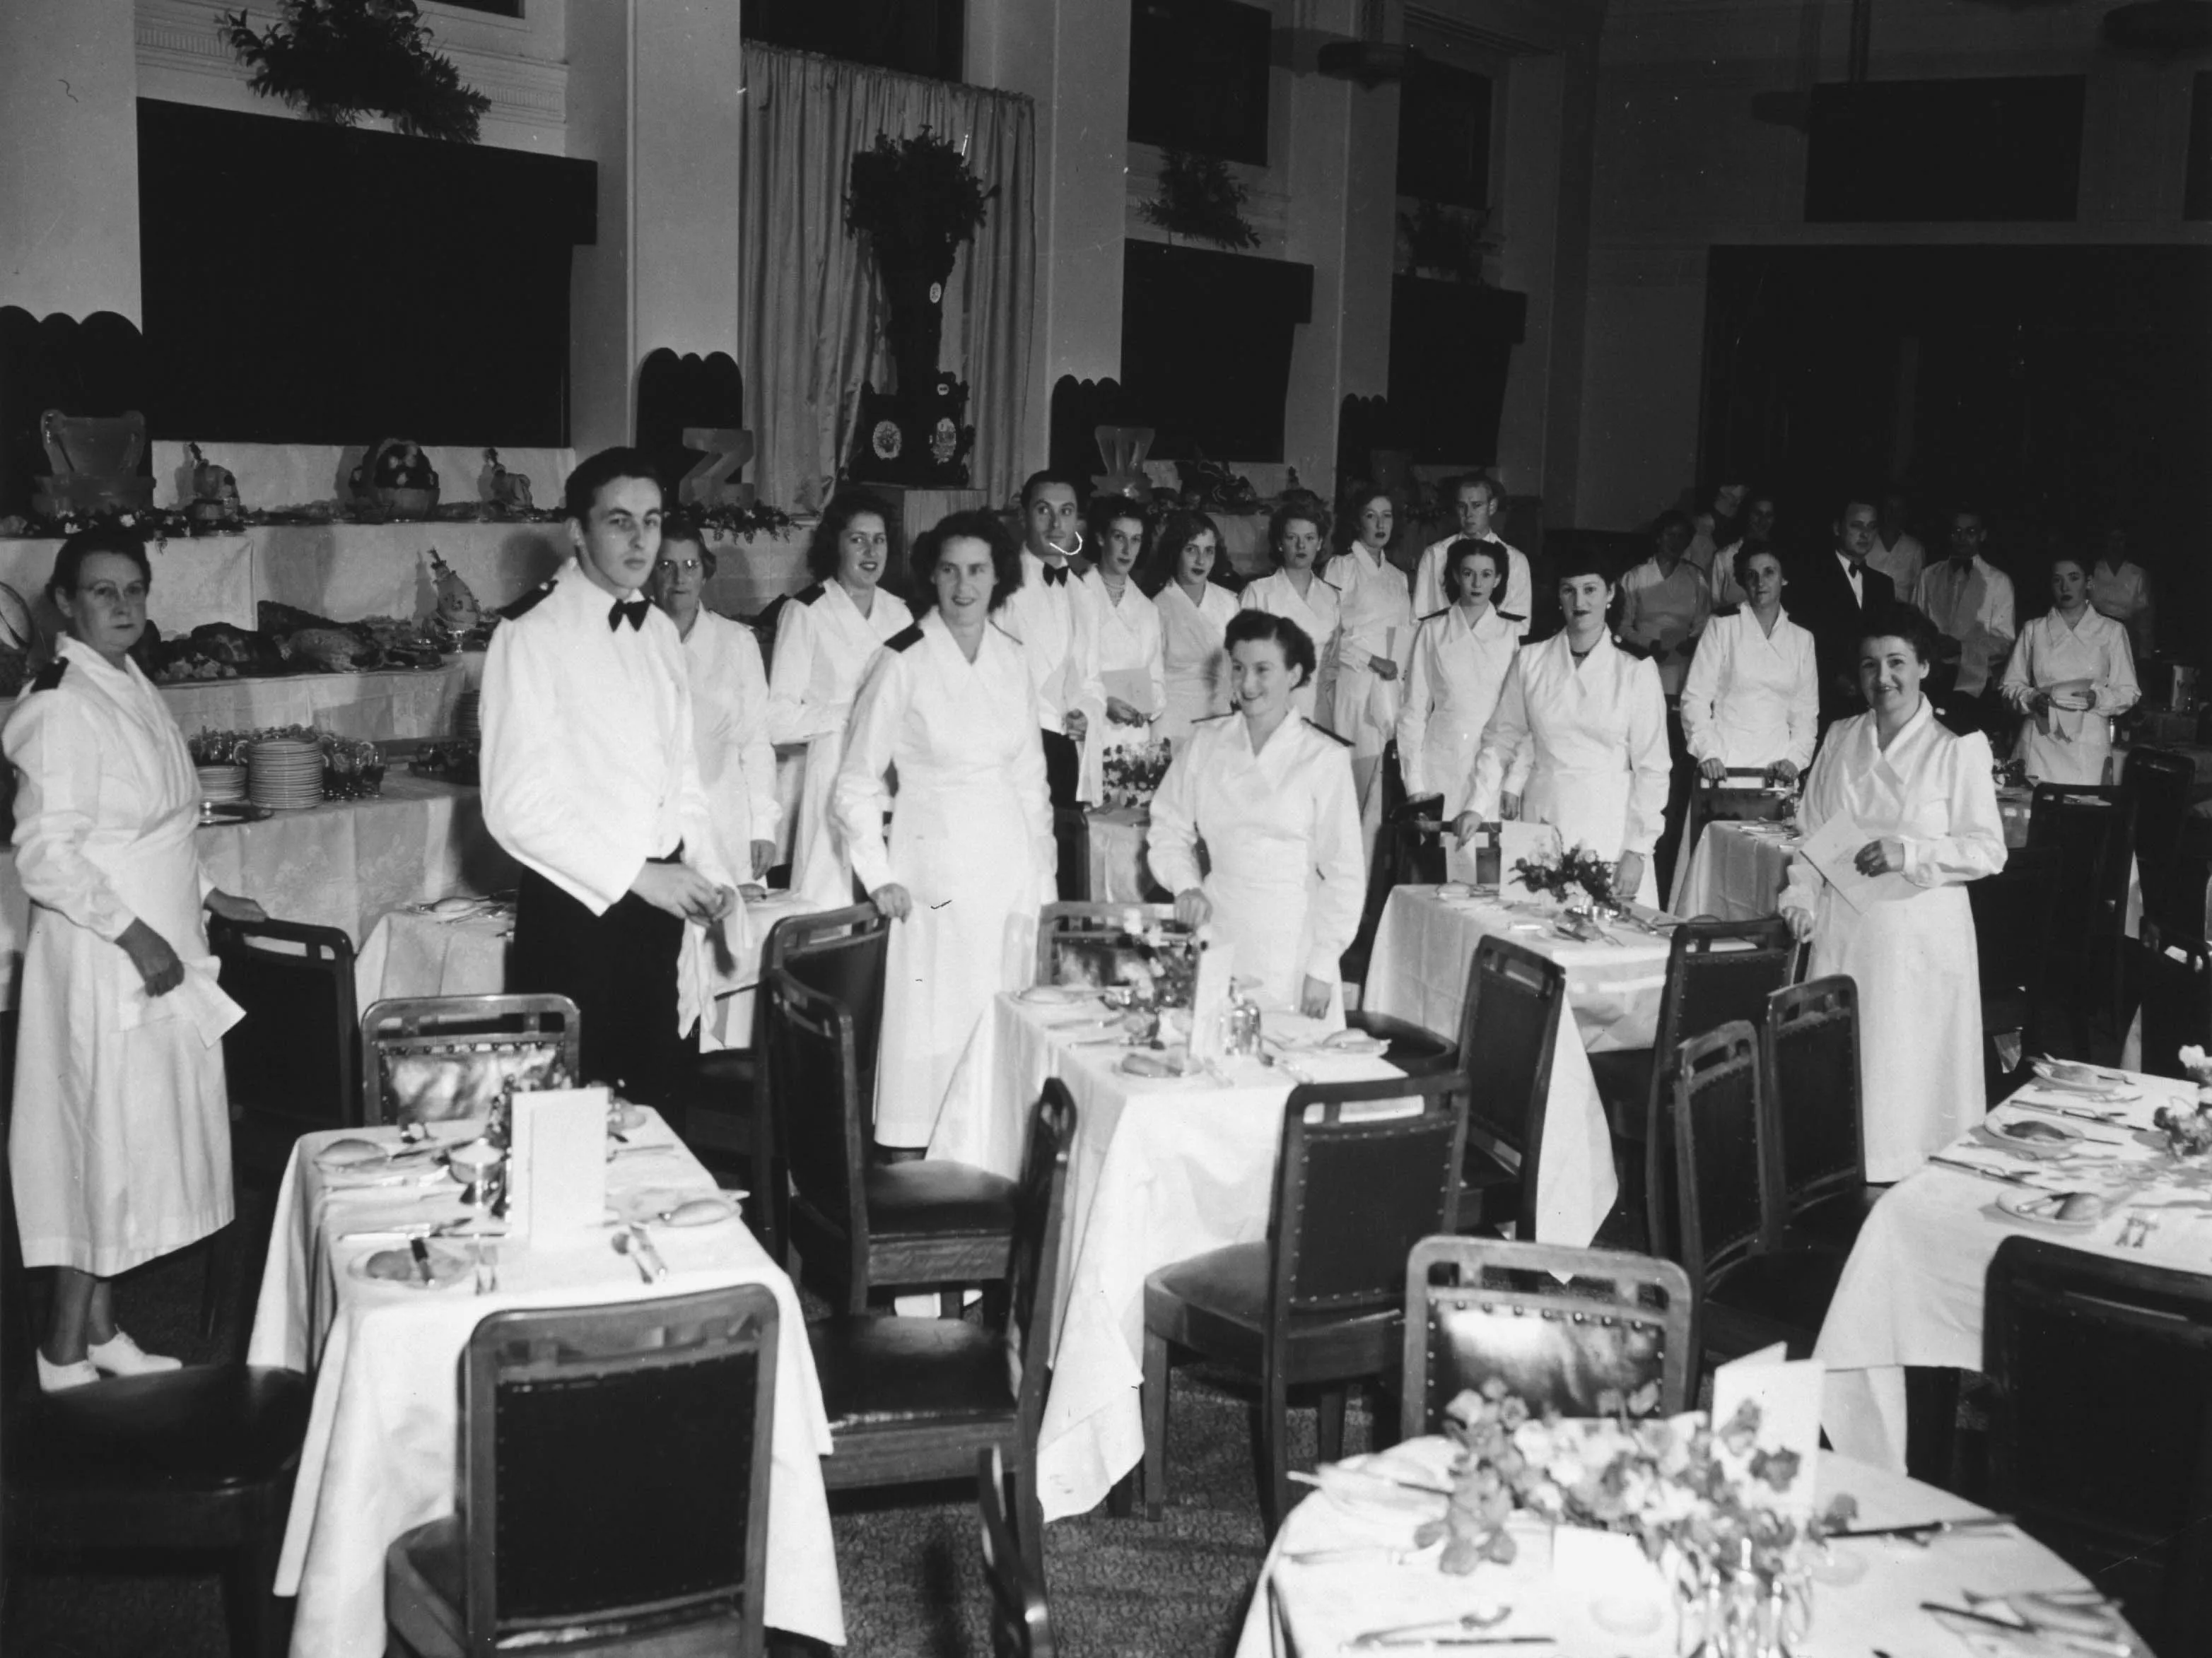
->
[[1151, 510, 1242, 744], [1239, 502, 1341, 727], [1999, 553, 2139, 787], [8, 529, 265, 1390], [1458, 551, 1672, 907], [768, 490, 915, 909], [1321, 488, 1412, 825], [1079, 495, 1166, 750], [833, 510, 1053, 1151], [1148, 610, 1363, 1023], [1679, 545, 1819, 784], [1781, 605, 2007, 1180], [1396, 539, 1517, 818]]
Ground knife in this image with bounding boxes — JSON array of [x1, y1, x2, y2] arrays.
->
[[627, 1223, 668, 1281], [1835, 1513, 2013, 1540], [1926, 1156, 2042, 1187], [1353, 1638, 1553, 1650], [1923, 1602, 2132, 1657]]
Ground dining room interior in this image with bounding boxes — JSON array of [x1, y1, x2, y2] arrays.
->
[[3, 1, 2211, 1656]]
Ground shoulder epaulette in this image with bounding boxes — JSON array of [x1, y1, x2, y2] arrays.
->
[[1420, 606, 1451, 623], [500, 577, 558, 621], [795, 582, 826, 606], [1192, 710, 1236, 725], [1309, 720, 1354, 746], [28, 658, 66, 693], [885, 623, 926, 653], [1496, 610, 1526, 623]]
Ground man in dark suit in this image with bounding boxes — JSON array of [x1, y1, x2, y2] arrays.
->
[[1791, 493, 1897, 731]]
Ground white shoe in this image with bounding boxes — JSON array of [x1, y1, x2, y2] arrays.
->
[[86, 1329, 183, 1377], [37, 1351, 100, 1392]]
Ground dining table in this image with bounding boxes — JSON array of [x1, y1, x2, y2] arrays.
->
[[1815, 1062, 2208, 1474], [247, 1111, 845, 1657], [1361, 886, 1680, 1247], [928, 992, 1405, 1522], [1234, 1437, 2146, 1657]]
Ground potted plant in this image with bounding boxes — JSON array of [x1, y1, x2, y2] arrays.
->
[[1140, 149, 1260, 251], [223, 0, 488, 143], [845, 129, 993, 400]]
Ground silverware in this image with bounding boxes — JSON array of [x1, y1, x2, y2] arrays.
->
[[2008, 1097, 2130, 1128], [1923, 1601, 2132, 1657], [1833, 1513, 2013, 1541], [409, 1235, 434, 1284], [1290, 1467, 1453, 1498], [1926, 1156, 2043, 1187], [614, 1223, 667, 1281], [1352, 1638, 1551, 1651], [472, 1241, 499, 1295], [1349, 1609, 1512, 1646], [1282, 1545, 1429, 1566]]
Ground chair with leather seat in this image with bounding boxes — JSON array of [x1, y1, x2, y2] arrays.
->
[[2136, 933, 2211, 1080], [1341, 760, 1436, 986], [1142, 1069, 1470, 1532], [809, 1083, 1075, 1583], [1398, 1236, 1692, 1436], [1984, 1236, 2212, 1655], [977, 1445, 1055, 1658], [384, 1283, 778, 1658], [1670, 1022, 1842, 1375], [2028, 782, 2137, 1047], [1672, 768, 1792, 912], [1448, 937, 1566, 1238], [1968, 845, 2061, 1095], [360, 994, 583, 1127], [1587, 917, 1797, 1257], [4, 1364, 314, 1658], [768, 959, 1014, 1313], [1760, 977, 1878, 1254], [2122, 746, 2199, 946]]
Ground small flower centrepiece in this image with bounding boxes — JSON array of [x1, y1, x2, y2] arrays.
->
[[1511, 843, 1617, 912]]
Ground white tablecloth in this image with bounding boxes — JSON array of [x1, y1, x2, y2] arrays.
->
[[1362, 888, 1640, 1246], [930, 995, 1402, 1521], [1816, 1066, 2208, 1472], [0, 658, 479, 746], [1235, 1440, 2138, 1658], [247, 1112, 843, 1655], [1671, 818, 1798, 922]]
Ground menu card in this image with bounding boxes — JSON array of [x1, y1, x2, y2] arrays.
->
[[1709, 1344, 1825, 1519], [1186, 930, 1236, 1062], [1794, 813, 1913, 915], [509, 1086, 609, 1239]]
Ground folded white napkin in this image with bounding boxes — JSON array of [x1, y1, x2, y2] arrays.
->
[[121, 956, 246, 1048]]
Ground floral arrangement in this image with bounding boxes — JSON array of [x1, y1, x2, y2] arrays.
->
[[1511, 844, 1617, 909], [845, 129, 994, 278], [1423, 1382, 1857, 1584], [1101, 738, 1172, 808], [223, 1, 489, 143], [2157, 1048, 2212, 1156], [1094, 919, 1199, 1013], [1140, 149, 1260, 249]]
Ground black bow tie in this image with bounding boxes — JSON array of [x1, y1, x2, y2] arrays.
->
[[609, 598, 650, 632], [1039, 562, 1070, 587]]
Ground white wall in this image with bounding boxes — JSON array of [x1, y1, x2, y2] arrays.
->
[[1, 0, 144, 322]]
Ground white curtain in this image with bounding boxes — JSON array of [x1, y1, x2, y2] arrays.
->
[[736, 45, 1037, 511]]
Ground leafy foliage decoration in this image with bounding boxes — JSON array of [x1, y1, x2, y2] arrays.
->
[[844, 128, 995, 279], [223, 1, 490, 143], [1140, 149, 1260, 250]]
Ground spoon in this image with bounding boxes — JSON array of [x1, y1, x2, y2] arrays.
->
[[1350, 1608, 1514, 1647], [611, 1228, 666, 1282]]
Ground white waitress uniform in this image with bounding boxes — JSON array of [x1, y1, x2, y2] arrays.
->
[[1079, 569, 1166, 758], [1147, 712, 1364, 1022], [1999, 608, 2139, 787], [1321, 544, 1414, 821], [1412, 535, 1533, 638], [1238, 570, 1341, 726], [1678, 606, 1820, 775], [1154, 579, 1242, 744], [6, 637, 242, 1275], [833, 609, 1054, 1148], [1395, 602, 1518, 816], [1780, 700, 2007, 1180], [766, 578, 914, 910], [1465, 633, 1671, 908]]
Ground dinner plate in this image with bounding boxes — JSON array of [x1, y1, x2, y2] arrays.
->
[[316, 1136, 394, 1169], [1320, 1030, 1390, 1057], [1017, 986, 1094, 1006], [1978, 1117, 2085, 1158], [2029, 1062, 2140, 1101], [1995, 1187, 2108, 1231], [614, 1187, 742, 1228], [1119, 1047, 1193, 1078], [1436, 882, 1475, 900], [1310, 1460, 1451, 1525], [348, 1240, 473, 1288], [609, 1100, 649, 1134]]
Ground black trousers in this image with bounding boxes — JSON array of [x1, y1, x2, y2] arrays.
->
[[1042, 728, 1080, 809], [1654, 700, 1695, 902], [512, 865, 684, 1104]]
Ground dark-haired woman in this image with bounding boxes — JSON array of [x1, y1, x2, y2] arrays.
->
[[832, 510, 1052, 1151], [1080, 496, 1165, 744], [1239, 501, 1341, 725], [1999, 553, 2138, 786], [1780, 606, 2006, 1180], [1152, 510, 1241, 745], [768, 490, 915, 909], [1396, 539, 1516, 823], [8, 530, 267, 1390], [1148, 610, 1362, 1022]]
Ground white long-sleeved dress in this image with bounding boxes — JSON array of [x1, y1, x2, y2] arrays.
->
[[1154, 579, 1243, 744], [832, 611, 1053, 1147], [1779, 700, 2007, 1180], [6, 639, 240, 1275], [1079, 571, 1166, 758], [1999, 608, 2139, 787], [1678, 606, 1820, 774], [1321, 546, 1414, 820], [1237, 570, 1341, 726], [679, 609, 780, 883], [766, 579, 914, 910], [1412, 535, 1533, 637], [1465, 633, 1671, 907], [1394, 603, 1518, 816], [1147, 712, 1364, 1021]]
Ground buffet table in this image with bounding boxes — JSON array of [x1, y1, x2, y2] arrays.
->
[[247, 1111, 843, 1657], [1815, 1063, 2206, 1474], [0, 658, 483, 745]]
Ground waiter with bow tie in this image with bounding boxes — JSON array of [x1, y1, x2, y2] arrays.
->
[[482, 447, 737, 1104], [1000, 469, 1106, 809]]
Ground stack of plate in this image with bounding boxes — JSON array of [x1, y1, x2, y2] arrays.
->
[[247, 739, 324, 811], [197, 763, 247, 803], [454, 690, 481, 739]]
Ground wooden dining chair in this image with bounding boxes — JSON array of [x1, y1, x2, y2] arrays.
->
[[1984, 1236, 2212, 1655], [809, 1083, 1075, 1584], [384, 1283, 779, 1658], [1142, 1070, 1470, 1532], [2136, 933, 2212, 1080], [1398, 1236, 1692, 1436], [1674, 768, 1791, 908], [1033, 900, 1180, 988], [768, 961, 1016, 1312], [1449, 937, 1566, 1238], [359, 994, 582, 1127], [1760, 976, 1879, 1254], [977, 1446, 1056, 1658], [1669, 1023, 1843, 1377], [2121, 746, 2199, 946], [2028, 782, 2138, 1047], [1968, 845, 2063, 1095]]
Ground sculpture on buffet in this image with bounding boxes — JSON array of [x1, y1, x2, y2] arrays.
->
[[351, 437, 440, 520], [185, 443, 246, 532], [33, 410, 156, 519]]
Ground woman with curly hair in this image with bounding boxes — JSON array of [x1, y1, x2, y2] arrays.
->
[[1151, 508, 1242, 745], [1239, 500, 1340, 726]]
